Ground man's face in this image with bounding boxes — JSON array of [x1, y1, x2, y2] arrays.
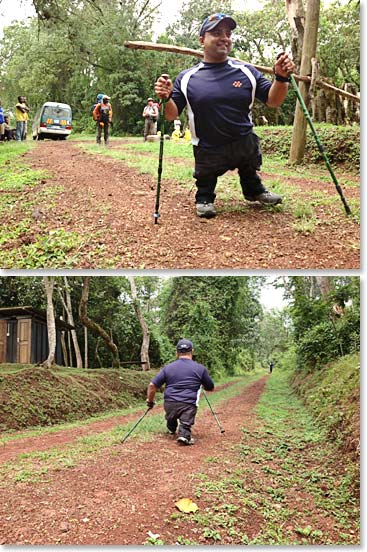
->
[[200, 21, 233, 61]]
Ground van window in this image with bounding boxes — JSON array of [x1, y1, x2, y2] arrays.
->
[[43, 106, 71, 119]]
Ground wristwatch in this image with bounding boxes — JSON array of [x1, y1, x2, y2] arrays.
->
[[274, 73, 290, 83]]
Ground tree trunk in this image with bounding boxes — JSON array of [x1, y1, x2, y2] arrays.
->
[[315, 276, 334, 297], [43, 276, 56, 368], [128, 276, 151, 371], [84, 326, 88, 369], [290, 0, 321, 163], [61, 331, 68, 367], [285, 0, 305, 71], [79, 277, 120, 368], [57, 276, 83, 368]]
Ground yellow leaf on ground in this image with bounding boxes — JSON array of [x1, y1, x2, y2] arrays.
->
[[175, 498, 199, 513]]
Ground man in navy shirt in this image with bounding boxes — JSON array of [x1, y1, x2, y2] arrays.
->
[[154, 13, 295, 218], [146, 338, 214, 445]]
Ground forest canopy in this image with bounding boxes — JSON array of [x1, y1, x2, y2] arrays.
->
[[0, 276, 360, 376], [0, 0, 360, 133]]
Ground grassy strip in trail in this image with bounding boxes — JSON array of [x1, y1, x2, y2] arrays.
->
[[79, 139, 359, 232], [0, 372, 264, 484], [163, 368, 359, 545], [0, 142, 86, 268]]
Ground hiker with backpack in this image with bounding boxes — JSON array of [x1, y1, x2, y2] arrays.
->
[[93, 95, 113, 145]]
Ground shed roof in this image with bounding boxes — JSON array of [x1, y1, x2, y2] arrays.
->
[[0, 306, 74, 331]]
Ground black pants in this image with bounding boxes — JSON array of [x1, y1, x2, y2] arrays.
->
[[193, 132, 266, 204], [164, 401, 197, 440]]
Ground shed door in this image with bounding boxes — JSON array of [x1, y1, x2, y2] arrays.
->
[[0, 320, 6, 363], [17, 318, 31, 363]]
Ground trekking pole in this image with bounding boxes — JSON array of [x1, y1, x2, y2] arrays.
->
[[202, 389, 225, 433], [120, 407, 150, 444], [289, 73, 351, 216], [154, 74, 169, 224]]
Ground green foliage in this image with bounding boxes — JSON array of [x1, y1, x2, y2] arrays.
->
[[297, 321, 341, 370], [0, 0, 359, 139], [159, 277, 262, 377], [291, 352, 360, 459], [256, 125, 360, 171], [0, 366, 154, 431], [286, 277, 360, 372]]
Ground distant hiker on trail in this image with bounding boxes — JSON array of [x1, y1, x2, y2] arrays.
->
[[154, 13, 295, 219], [142, 97, 159, 141], [0, 101, 4, 142], [93, 95, 112, 145], [146, 338, 215, 446], [15, 96, 30, 141], [269, 361, 274, 374]]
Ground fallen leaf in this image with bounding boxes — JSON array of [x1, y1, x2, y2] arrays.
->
[[147, 531, 160, 539], [175, 498, 199, 513]]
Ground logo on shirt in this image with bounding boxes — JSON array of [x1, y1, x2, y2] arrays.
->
[[232, 81, 242, 88]]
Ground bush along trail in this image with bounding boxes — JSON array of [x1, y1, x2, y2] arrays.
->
[[0, 137, 359, 269], [0, 370, 359, 545]]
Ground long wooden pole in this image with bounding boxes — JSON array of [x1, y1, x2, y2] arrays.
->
[[124, 40, 360, 103]]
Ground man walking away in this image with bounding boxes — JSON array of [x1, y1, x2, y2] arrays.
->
[[269, 361, 274, 374], [93, 95, 113, 145], [146, 339, 214, 445]]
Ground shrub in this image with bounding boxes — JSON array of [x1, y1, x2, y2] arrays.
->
[[296, 321, 340, 370]]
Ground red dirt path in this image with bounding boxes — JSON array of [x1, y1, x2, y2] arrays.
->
[[5, 139, 359, 269], [0, 376, 357, 545]]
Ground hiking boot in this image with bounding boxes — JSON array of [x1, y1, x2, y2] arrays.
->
[[245, 191, 282, 205], [177, 436, 195, 446], [196, 202, 216, 218], [167, 429, 176, 435]]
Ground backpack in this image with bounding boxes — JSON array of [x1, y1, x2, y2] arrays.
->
[[99, 105, 110, 123], [91, 93, 106, 115]]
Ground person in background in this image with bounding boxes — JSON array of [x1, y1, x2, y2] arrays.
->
[[0, 101, 4, 142], [146, 339, 215, 446], [93, 95, 113, 146], [3, 116, 13, 141], [142, 97, 159, 141], [154, 13, 295, 218], [15, 96, 30, 141]]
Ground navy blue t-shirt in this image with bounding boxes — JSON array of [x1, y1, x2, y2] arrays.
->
[[151, 358, 215, 405], [172, 59, 272, 148]]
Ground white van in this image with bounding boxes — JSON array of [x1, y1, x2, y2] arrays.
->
[[32, 102, 72, 140]]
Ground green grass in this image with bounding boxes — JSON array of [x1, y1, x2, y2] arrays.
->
[[78, 137, 359, 227], [0, 142, 88, 268], [0, 373, 264, 484], [168, 366, 359, 545]]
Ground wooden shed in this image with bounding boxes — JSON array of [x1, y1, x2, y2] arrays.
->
[[0, 306, 73, 365]]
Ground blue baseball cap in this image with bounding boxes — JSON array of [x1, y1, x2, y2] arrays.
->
[[176, 339, 193, 352], [199, 13, 237, 36]]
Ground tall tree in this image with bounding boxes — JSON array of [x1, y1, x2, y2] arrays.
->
[[290, 0, 321, 163], [79, 277, 120, 368], [128, 276, 151, 371], [43, 276, 56, 368], [57, 276, 83, 368]]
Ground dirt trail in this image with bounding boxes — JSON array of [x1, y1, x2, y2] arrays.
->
[[15, 139, 359, 269], [0, 378, 267, 545], [0, 376, 358, 545]]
